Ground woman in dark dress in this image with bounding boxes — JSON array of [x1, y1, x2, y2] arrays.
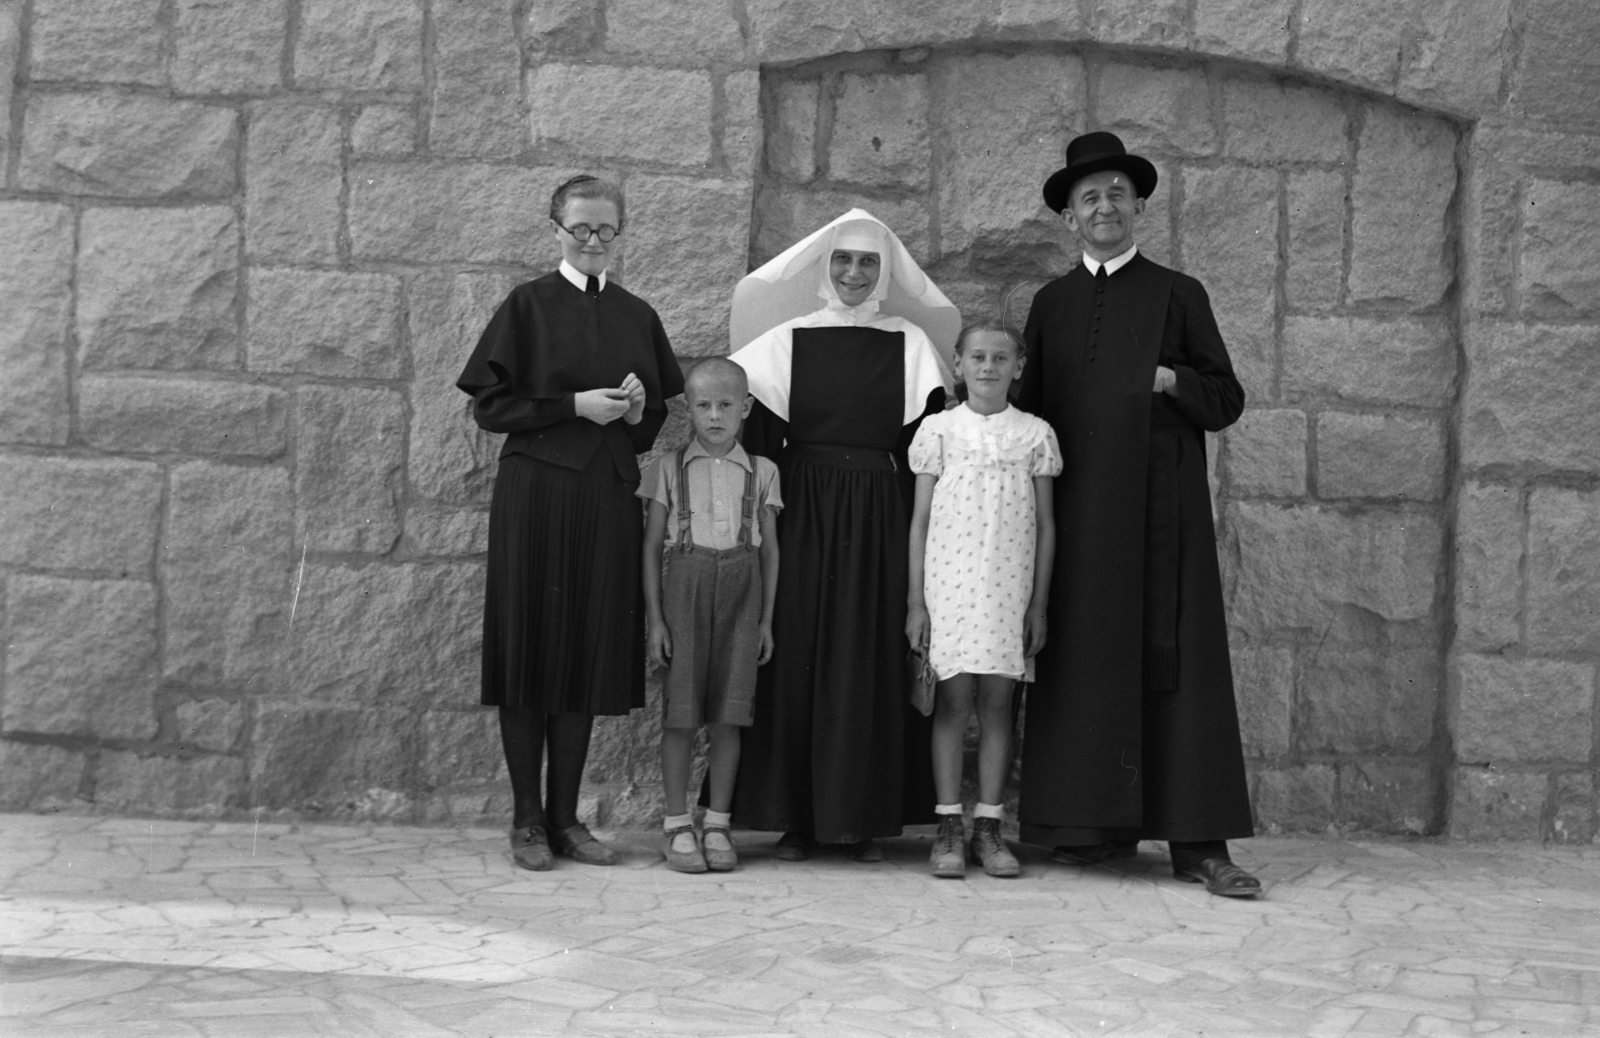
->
[[457, 176, 684, 871], [726, 210, 958, 860]]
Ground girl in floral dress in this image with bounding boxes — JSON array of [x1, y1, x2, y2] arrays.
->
[[906, 319, 1062, 879]]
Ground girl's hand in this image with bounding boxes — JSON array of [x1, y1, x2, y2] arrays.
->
[[620, 372, 646, 425], [905, 604, 930, 655], [757, 622, 774, 666], [1023, 608, 1048, 657], [575, 387, 632, 424], [647, 618, 673, 669]]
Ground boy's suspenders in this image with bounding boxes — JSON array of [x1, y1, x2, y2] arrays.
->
[[675, 447, 758, 555]]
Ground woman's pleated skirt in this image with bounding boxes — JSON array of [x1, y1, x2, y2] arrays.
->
[[481, 450, 645, 715]]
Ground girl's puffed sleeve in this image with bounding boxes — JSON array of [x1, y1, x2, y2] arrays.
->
[[1030, 420, 1063, 477], [907, 419, 943, 477]]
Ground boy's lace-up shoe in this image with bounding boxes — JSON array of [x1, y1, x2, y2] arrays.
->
[[509, 826, 552, 871], [969, 817, 1021, 878], [929, 815, 966, 878], [549, 822, 619, 865]]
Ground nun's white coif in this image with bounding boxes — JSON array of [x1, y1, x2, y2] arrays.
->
[[729, 209, 958, 424]]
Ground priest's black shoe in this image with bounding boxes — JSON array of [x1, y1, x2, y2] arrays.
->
[[1174, 857, 1262, 897]]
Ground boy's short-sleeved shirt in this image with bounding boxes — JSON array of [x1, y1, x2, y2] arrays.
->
[[638, 441, 783, 550]]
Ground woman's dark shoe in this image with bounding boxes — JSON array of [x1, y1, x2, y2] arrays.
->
[[662, 824, 707, 874], [929, 815, 966, 878], [846, 839, 883, 863], [549, 822, 619, 865], [1050, 840, 1138, 866], [969, 817, 1020, 878], [509, 826, 552, 871], [773, 830, 815, 861], [1175, 857, 1262, 897], [702, 825, 738, 872]]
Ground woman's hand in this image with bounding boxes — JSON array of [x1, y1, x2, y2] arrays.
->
[[1023, 607, 1048, 657], [574, 387, 632, 425], [648, 617, 673, 670], [619, 372, 646, 425], [1153, 365, 1177, 396], [906, 604, 930, 656]]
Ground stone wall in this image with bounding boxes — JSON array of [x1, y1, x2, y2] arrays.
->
[[1, 0, 1596, 842]]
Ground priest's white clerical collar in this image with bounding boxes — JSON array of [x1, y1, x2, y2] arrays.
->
[[1081, 245, 1138, 277], [558, 260, 608, 293]]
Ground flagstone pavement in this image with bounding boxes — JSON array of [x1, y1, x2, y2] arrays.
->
[[2, 813, 1598, 1038]]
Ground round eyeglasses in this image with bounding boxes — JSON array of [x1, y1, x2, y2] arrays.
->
[[554, 220, 621, 243]]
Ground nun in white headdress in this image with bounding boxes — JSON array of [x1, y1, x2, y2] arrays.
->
[[720, 209, 957, 860]]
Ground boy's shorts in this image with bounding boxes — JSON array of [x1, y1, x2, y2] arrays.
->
[[661, 544, 761, 729]]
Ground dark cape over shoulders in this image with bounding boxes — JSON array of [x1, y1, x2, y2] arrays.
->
[[1014, 252, 1253, 848], [456, 272, 684, 479]]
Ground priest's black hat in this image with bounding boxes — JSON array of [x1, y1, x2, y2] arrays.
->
[[1042, 131, 1159, 212]]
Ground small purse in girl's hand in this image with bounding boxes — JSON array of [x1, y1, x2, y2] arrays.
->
[[908, 649, 937, 717]]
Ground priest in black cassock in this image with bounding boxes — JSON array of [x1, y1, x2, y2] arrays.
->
[[1014, 132, 1261, 897]]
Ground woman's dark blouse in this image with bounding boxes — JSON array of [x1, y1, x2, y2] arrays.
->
[[456, 272, 683, 479]]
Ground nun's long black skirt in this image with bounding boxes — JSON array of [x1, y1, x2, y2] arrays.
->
[[481, 451, 644, 715]]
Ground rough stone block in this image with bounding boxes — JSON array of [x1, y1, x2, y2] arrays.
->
[[0, 203, 72, 446], [1337, 762, 1432, 835], [283, 563, 480, 707], [1193, 0, 1291, 63], [1253, 764, 1337, 833], [407, 273, 514, 506], [250, 702, 414, 812], [1550, 772, 1596, 844], [1317, 412, 1447, 501], [406, 508, 491, 557], [752, 187, 934, 271], [1223, 409, 1306, 498], [1286, 170, 1346, 312], [1130, 175, 1172, 268], [929, 52, 1085, 260], [163, 462, 291, 686], [1087, 0, 1187, 49], [1231, 641, 1293, 756], [1348, 106, 1457, 308], [19, 93, 238, 198], [430, 0, 522, 159], [295, 386, 406, 554], [1455, 654, 1593, 764], [1448, 767, 1546, 840], [246, 101, 342, 264], [1463, 157, 1518, 317], [1295, 0, 1406, 90], [0, 741, 88, 809], [349, 161, 563, 267], [352, 104, 416, 156], [1282, 316, 1454, 408], [0, 457, 162, 571], [175, 699, 247, 753], [0, 2, 18, 161], [294, 0, 423, 90], [31, 0, 164, 85], [419, 710, 506, 788], [1515, 0, 1600, 126], [95, 752, 243, 815], [768, 78, 821, 183], [77, 206, 238, 372], [1097, 63, 1216, 158], [248, 268, 402, 378], [1397, 0, 1512, 115], [1462, 322, 1600, 472], [1521, 179, 1600, 318], [79, 377, 287, 457], [625, 176, 755, 358], [1222, 78, 1348, 163], [520, 0, 600, 53], [742, 0, 991, 63], [1526, 486, 1600, 654], [604, 0, 744, 61], [722, 70, 762, 178], [172, 0, 286, 94], [529, 64, 712, 166], [3, 576, 158, 739], [1181, 166, 1278, 401], [829, 72, 931, 190], [1299, 635, 1438, 755], [1226, 502, 1441, 633], [1455, 481, 1522, 653]]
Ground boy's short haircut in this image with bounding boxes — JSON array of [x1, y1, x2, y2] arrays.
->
[[685, 356, 749, 399]]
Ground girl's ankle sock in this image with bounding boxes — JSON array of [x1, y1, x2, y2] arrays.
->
[[703, 809, 732, 828], [663, 812, 693, 832], [973, 802, 1004, 820], [934, 803, 964, 815]]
